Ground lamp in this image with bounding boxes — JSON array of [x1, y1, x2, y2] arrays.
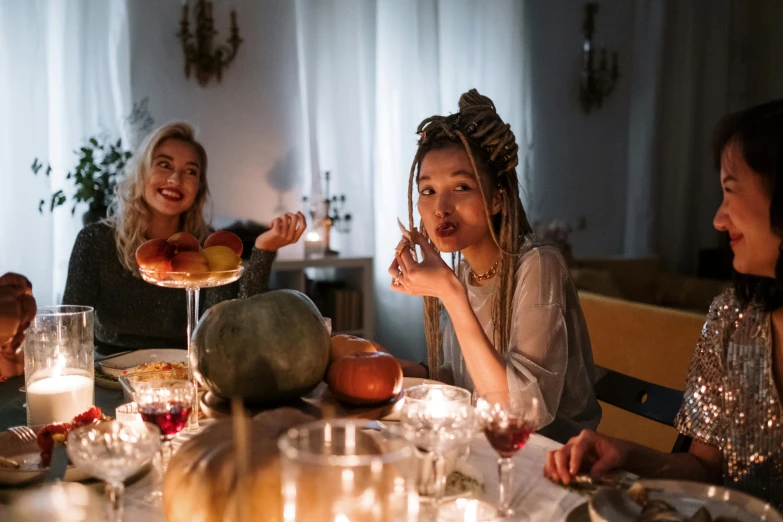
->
[[579, 3, 619, 113], [177, 0, 242, 86], [302, 171, 352, 257]]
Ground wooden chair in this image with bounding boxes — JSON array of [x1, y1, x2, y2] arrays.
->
[[593, 367, 691, 453], [578, 291, 705, 453]]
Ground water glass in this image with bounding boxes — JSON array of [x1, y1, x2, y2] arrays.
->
[[278, 419, 420, 521], [400, 385, 476, 502], [67, 421, 161, 522], [23, 306, 94, 426]]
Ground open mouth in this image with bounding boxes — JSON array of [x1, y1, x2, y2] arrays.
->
[[435, 221, 458, 238], [729, 233, 743, 248], [158, 188, 184, 202]]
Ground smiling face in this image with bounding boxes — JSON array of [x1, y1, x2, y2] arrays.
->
[[416, 145, 501, 253], [143, 138, 202, 218], [713, 141, 781, 278]]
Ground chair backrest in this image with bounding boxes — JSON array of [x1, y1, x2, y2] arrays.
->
[[579, 291, 705, 452]]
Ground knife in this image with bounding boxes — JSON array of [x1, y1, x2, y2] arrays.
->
[[45, 437, 68, 483]]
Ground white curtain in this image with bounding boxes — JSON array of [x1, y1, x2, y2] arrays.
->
[[0, 0, 131, 305], [294, 0, 531, 359], [623, 0, 747, 273]]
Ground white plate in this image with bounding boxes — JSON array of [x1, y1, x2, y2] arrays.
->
[[0, 426, 90, 486], [589, 479, 783, 522], [380, 377, 441, 422], [98, 349, 188, 378]]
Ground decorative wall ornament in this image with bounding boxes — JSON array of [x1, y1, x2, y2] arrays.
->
[[579, 3, 619, 113], [178, 0, 242, 86]]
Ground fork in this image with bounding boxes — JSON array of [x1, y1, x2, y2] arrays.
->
[[9, 425, 36, 442]]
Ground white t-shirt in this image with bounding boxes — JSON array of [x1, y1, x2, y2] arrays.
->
[[441, 238, 602, 443]]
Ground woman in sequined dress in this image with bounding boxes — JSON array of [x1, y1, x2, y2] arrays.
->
[[544, 101, 783, 508], [60, 123, 306, 354]]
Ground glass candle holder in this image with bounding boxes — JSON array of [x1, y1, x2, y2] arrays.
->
[[279, 420, 420, 521], [23, 306, 94, 426], [437, 498, 500, 522]]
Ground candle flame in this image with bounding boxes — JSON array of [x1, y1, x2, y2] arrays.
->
[[52, 353, 67, 378], [306, 232, 321, 242]]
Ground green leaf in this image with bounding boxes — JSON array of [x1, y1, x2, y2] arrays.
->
[[89, 138, 98, 147], [45, 165, 52, 176], [38, 200, 45, 213]]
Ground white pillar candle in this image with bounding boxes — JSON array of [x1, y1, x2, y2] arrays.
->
[[27, 375, 93, 426]]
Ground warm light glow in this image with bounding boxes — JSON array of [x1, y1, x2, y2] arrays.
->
[[305, 232, 321, 242], [334, 515, 350, 522]]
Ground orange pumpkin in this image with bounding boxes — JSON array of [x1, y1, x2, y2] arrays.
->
[[329, 334, 378, 365], [327, 352, 403, 405]]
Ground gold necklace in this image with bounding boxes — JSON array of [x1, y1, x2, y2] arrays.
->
[[470, 260, 499, 282]]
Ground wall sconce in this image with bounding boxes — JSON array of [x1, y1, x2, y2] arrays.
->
[[579, 3, 619, 113], [177, 0, 242, 86]]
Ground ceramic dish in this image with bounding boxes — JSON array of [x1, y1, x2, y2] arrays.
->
[[0, 426, 90, 486], [589, 480, 783, 522], [98, 348, 188, 378]]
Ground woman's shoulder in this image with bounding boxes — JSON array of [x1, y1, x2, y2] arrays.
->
[[74, 221, 116, 251], [515, 239, 568, 276]]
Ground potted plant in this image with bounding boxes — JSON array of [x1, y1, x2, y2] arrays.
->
[[32, 98, 154, 226]]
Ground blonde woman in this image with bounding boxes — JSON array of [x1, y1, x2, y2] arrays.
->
[[63, 123, 305, 353], [389, 90, 601, 442]]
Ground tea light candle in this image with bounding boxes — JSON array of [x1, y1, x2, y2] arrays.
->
[[27, 374, 93, 426], [304, 231, 325, 258], [437, 498, 500, 522]]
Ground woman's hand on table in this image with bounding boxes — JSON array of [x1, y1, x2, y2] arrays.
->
[[544, 429, 629, 485], [255, 212, 307, 252], [388, 233, 463, 304]]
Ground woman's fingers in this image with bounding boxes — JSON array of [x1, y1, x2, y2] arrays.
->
[[553, 444, 574, 484]]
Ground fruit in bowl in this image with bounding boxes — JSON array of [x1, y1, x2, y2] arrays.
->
[[135, 230, 243, 283], [204, 230, 243, 256]]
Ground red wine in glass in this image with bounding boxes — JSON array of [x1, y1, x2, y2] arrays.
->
[[483, 418, 534, 459], [139, 401, 192, 440]]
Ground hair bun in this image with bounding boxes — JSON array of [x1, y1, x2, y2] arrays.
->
[[457, 89, 518, 175], [458, 89, 496, 112]]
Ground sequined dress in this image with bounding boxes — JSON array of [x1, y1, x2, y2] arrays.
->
[[675, 288, 783, 509], [62, 222, 276, 353]]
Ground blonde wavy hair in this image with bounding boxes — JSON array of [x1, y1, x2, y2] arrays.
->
[[107, 123, 211, 275]]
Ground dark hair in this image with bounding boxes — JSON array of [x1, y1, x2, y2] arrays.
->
[[713, 99, 783, 310]]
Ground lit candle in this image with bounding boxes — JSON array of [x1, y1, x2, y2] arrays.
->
[[305, 231, 324, 258], [27, 374, 93, 426]]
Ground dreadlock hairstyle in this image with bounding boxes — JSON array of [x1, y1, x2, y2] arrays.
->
[[407, 89, 533, 380]]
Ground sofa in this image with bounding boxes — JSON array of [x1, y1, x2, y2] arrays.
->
[[571, 256, 730, 452]]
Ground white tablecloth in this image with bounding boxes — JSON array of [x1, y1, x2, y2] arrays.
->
[[0, 430, 586, 521]]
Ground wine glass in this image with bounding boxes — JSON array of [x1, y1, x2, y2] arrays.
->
[[400, 384, 476, 505], [66, 421, 161, 522], [139, 265, 243, 430], [133, 377, 195, 502], [475, 392, 539, 517]]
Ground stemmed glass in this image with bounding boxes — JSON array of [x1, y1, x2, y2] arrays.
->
[[475, 392, 539, 518], [66, 421, 161, 522], [139, 266, 243, 430], [133, 377, 195, 502], [400, 384, 476, 505]]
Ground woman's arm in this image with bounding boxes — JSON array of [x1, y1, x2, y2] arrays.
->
[[545, 430, 722, 484]]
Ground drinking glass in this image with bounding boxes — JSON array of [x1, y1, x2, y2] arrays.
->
[[278, 419, 420, 521], [66, 421, 161, 522], [400, 385, 476, 504], [475, 392, 539, 517], [133, 376, 195, 502]]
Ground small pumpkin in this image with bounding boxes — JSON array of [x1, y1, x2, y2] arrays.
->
[[163, 407, 315, 522], [327, 352, 403, 405], [329, 334, 378, 365], [192, 290, 330, 403]]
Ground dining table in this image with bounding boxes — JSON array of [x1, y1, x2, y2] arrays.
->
[[0, 374, 589, 521]]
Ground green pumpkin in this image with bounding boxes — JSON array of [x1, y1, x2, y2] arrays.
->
[[191, 289, 330, 402]]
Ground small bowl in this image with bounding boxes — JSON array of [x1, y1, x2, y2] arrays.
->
[[119, 369, 190, 403]]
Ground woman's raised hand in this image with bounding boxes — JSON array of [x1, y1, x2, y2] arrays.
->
[[0, 273, 35, 380], [255, 212, 307, 252], [388, 233, 461, 302], [544, 429, 629, 485]]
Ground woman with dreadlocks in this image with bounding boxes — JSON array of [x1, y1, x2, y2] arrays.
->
[[389, 90, 601, 442]]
